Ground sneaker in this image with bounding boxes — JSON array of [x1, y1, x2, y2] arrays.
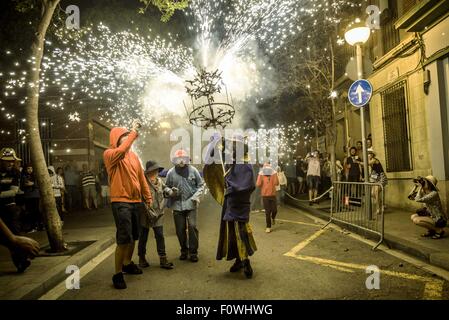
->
[[190, 255, 199, 263], [230, 260, 243, 273], [122, 261, 143, 275], [112, 272, 127, 289], [14, 259, 31, 273], [265, 228, 271, 233], [179, 252, 188, 260], [159, 256, 174, 269], [243, 259, 253, 279], [138, 256, 150, 268]]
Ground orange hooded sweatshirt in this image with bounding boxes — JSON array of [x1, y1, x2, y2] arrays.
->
[[256, 171, 279, 198], [103, 128, 152, 205]]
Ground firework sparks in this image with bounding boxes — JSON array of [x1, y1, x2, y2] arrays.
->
[[0, 0, 362, 144]]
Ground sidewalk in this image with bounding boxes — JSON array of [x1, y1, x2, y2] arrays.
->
[[286, 194, 449, 272], [0, 207, 115, 300]]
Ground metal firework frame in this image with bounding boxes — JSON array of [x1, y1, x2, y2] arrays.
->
[[184, 68, 235, 129]]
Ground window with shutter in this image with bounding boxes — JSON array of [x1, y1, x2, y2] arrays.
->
[[381, 81, 413, 172]]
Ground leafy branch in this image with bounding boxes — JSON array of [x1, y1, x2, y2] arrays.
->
[[138, 0, 189, 22]]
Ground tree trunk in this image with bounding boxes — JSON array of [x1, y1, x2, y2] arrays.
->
[[24, 0, 65, 252]]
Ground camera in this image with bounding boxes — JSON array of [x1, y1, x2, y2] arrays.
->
[[164, 187, 179, 198], [413, 176, 425, 186]]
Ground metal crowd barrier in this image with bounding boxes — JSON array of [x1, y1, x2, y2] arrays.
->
[[323, 181, 385, 250]]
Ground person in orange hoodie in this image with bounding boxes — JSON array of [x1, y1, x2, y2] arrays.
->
[[256, 163, 280, 233], [104, 120, 153, 290]]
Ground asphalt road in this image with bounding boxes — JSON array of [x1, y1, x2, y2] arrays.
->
[[56, 196, 449, 300]]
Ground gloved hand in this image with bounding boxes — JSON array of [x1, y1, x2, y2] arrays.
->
[[191, 198, 200, 207]]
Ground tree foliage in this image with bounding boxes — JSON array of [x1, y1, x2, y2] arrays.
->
[[139, 0, 189, 22]]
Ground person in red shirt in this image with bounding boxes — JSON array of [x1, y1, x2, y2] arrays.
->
[[104, 120, 153, 290], [256, 163, 280, 233]]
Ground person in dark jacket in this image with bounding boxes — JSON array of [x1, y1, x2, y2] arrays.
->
[[21, 164, 43, 232], [0, 148, 34, 273]]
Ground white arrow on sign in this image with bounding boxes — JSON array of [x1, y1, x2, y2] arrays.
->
[[355, 84, 365, 104]]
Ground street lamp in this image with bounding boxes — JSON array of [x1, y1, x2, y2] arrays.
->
[[345, 19, 372, 216]]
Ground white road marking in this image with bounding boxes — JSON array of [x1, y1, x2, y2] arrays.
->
[[283, 206, 448, 299], [39, 244, 116, 300]]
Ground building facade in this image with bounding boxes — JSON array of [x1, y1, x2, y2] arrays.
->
[[329, 0, 449, 212]]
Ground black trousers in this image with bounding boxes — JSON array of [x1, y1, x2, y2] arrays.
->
[[138, 226, 166, 257], [55, 197, 64, 221], [25, 198, 42, 229], [263, 197, 278, 228], [173, 210, 198, 255]]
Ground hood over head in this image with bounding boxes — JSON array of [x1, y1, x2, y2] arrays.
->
[[110, 127, 129, 148], [48, 166, 55, 174]]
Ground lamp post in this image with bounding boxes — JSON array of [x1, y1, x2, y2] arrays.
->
[[345, 20, 372, 217]]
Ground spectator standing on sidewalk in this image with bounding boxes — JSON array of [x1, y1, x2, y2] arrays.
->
[[256, 163, 279, 233], [64, 164, 80, 211], [138, 160, 174, 270], [306, 151, 321, 206], [346, 147, 362, 182], [80, 164, 98, 210], [368, 151, 388, 215], [104, 120, 153, 290], [99, 164, 110, 207], [296, 158, 306, 195], [165, 149, 204, 263], [48, 166, 64, 224], [21, 164, 43, 232], [285, 160, 297, 196], [276, 165, 287, 204], [56, 167, 68, 215], [0, 148, 31, 272]]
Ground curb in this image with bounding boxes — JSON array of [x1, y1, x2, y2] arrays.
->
[[286, 198, 449, 272], [7, 236, 115, 300]]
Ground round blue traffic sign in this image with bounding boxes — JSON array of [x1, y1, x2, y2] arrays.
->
[[348, 79, 373, 107]]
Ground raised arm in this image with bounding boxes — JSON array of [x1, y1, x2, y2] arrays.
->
[[415, 189, 439, 203], [104, 130, 138, 168]]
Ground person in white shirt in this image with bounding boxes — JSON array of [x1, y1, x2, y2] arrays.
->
[[48, 166, 64, 223], [276, 166, 288, 204], [306, 151, 321, 206]]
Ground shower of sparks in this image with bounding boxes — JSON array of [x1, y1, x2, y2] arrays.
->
[[0, 0, 366, 147], [255, 120, 317, 164]]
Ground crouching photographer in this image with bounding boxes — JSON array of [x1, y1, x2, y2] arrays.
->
[[409, 175, 447, 239]]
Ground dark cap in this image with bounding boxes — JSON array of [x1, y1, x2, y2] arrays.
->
[[145, 160, 164, 173]]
